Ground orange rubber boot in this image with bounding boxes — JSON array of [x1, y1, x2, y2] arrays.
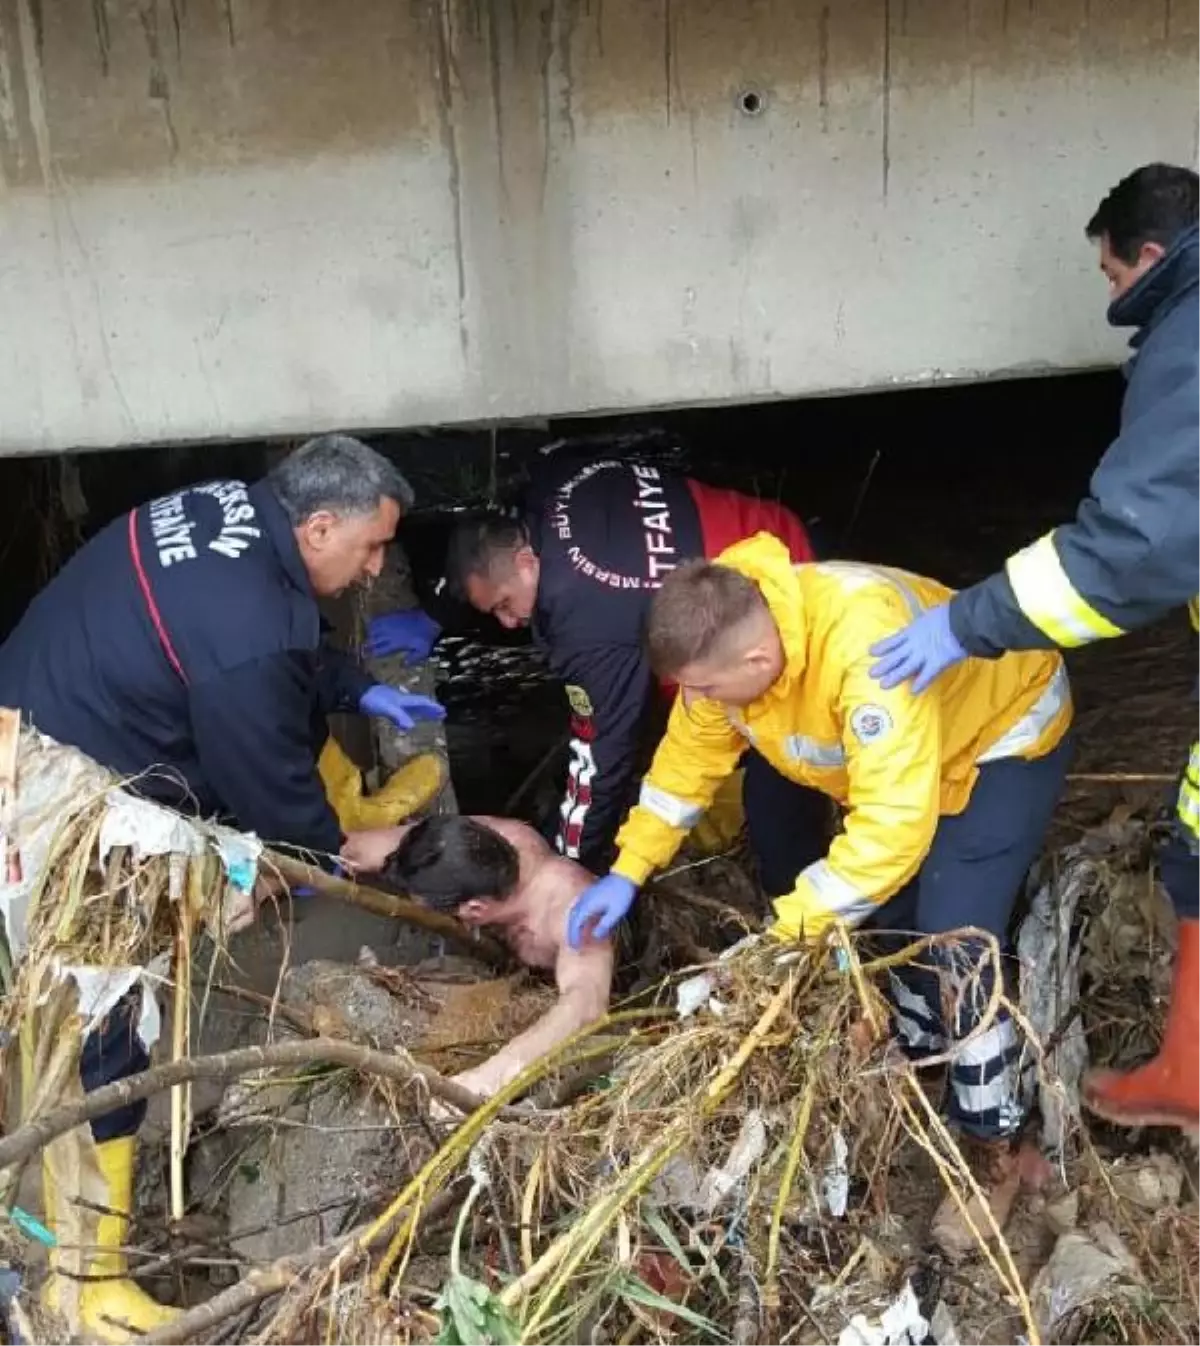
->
[[1083, 917, 1199, 1135]]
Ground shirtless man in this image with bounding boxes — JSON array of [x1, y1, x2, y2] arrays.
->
[[341, 815, 611, 1102]]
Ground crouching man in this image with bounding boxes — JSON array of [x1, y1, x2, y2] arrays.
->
[[343, 815, 612, 1102], [565, 535, 1073, 1255]]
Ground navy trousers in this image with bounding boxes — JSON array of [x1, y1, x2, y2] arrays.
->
[[742, 750, 830, 897], [79, 993, 149, 1142], [745, 736, 1072, 1139]]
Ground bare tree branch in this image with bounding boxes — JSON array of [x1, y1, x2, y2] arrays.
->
[[138, 1222, 363, 1345], [0, 1038, 499, 1174], [139, 1187, 463, 1344]]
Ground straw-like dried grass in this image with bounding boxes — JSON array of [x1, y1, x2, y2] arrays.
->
[[202, 928, 1049, 1346], [3, 725, 1196, 1346]]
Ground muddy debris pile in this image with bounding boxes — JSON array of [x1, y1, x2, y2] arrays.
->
[[93, 827, 1191, 1346], [0, 725, 1195, 1344]]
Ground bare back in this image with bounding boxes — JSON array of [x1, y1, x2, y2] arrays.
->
[[476, 816, 594, 970]]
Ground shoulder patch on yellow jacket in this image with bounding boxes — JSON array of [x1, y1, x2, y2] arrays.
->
[[848, 703, 894, 745]]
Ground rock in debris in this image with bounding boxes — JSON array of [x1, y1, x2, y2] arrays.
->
[[223, 960, 442, 1264], [282, 958, 433, 1049], [1108, 1151, 1184, 1212], [225, 1074, 431, 1265], [1044, 1190, 1080, 1236], [1030, 1228, 1141, 1341], [222, 958, 547, 1264]]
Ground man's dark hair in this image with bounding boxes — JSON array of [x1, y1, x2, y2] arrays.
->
[[383, 817, 519, 913], [1086, 164, 1199, 264], [443, 514, 530, 603]]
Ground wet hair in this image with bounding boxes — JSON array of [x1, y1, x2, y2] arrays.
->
[[384, 816, 520, 913], [443, 514, 530, 603], [1086, 164, 1199, 265], [269, 434, 415, 525], [646, 560, 767, 678]]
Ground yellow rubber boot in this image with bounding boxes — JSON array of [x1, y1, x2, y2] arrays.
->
[[690, 768, 746, 854], [318, 737, 445, 831], [43, 1136, 179, 1343], [355, 754, 445, 828]]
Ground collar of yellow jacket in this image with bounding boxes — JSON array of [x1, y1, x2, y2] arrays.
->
[[712, 531, 808, 690]]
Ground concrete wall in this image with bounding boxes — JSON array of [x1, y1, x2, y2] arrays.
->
[[0, 0, 1195, 454]]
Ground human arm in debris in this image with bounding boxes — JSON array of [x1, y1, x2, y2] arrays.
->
[[550, 643, 654, 871], [451, 864, 613, 1101], [772, 613, 942, 942]]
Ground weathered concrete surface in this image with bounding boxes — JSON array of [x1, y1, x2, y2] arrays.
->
[[216, 957, 548, 1263], [0, 0, 1195, 452], [220, 961, 438, 1265]]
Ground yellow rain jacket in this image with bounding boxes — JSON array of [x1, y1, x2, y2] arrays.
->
[[612, 534, 1072, 939]]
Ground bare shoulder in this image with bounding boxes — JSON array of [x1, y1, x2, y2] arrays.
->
[[544, 853, 594, 900], [474, 815, 551, 857]]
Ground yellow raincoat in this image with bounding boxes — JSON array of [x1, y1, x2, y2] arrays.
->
[[612, 534, 1072, 939]]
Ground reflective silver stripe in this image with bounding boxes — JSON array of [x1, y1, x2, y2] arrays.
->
[[976, 663, 1070, 764], [798, 859, 878, 926], [949, 1018, 1025, 1123], [888, 973, 941, 1029], [894, 1012, 942, 1053], [951, 1021, 1015, 1068], [784, 734, 846, 768], [639, 781, 703, 830], [809, 561, 924, 620], [1006, 533, 1123, 648], [953, 1074, 1024, 1119], [887, 974, 946, 1052]]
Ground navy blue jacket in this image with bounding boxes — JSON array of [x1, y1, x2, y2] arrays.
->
[[526, 453, 814, 871], [0, 479, 370, 859], [951, 226, 1199, 652]]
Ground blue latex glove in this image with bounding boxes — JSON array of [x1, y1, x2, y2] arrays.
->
[[359, 684, 446, 732], [364, 610, 442, 663], [868, 604, 968, 694], [565, 873, 638, 948]]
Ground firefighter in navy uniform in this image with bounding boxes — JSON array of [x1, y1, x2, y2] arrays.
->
[[433, 454, 826, 885], [0, 434, 444, 1341], [870, 164, 1200, 1135]]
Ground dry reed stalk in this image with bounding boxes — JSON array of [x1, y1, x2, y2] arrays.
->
[[169, 858, 192, 1225], [762, 1011, 841, 1310], [363, 1020, 663, 1292], [893, 1075, 1039, 1344], [505, 974, 796, 1336], [196, 924, 1102, 1346]]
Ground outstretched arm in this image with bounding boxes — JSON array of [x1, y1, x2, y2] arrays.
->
[[451, 867, 613, 1100]]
